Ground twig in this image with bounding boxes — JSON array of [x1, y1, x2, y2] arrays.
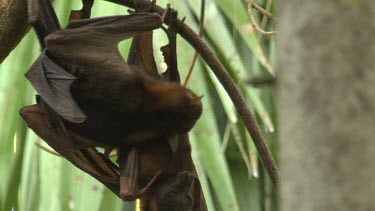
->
[[34, 141, 62, 157], [104, 0, 280, 188], [183, 0, 205, 87], [247, 4, 276, 36], [246, 0, 276, 36], [245, 0, 276, 21], [183, 52, 199, 87]]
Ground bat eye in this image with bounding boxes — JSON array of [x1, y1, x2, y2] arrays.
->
[[166, 191, 177, 198]]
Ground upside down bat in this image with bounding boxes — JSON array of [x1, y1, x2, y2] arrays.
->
[[23, 0, 207, 210], [26, 0, 202, 148], [116, 5, 207, 210]]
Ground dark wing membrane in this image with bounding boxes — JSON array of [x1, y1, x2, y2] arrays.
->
[[160, 30, 180, 83], [44, 13, 163, 72], [25, 51, 86, 123], [28, 0, 61, 48], [119, 147, 139, 200], [128, 32, 160, 78]]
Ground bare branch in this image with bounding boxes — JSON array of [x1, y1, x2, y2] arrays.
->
[[247, 3, 276, 36], [34, 141, 62, 157], [183, 0, 205, 87], [245, 0, 276, 21]]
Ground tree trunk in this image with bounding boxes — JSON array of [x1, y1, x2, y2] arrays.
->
[[278, 1, 375, 210], [0, 0, 29, 64]]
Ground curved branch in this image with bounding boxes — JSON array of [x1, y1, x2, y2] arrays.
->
[[179, 15, 280, 188], [246, 0, 276, 21], [105, 0, 280, 188], [247, 3, 276, 36]]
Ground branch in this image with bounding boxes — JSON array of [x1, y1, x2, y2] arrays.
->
[[245, 0, 276, 21], [34, 141, 62, 157], [105, 0, 280, 188], [0, 0, 30, 64], [183, 0, 205, 87], [247, 3, 276, 36]]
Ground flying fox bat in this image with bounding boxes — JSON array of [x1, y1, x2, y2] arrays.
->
[[117, 5, 206, 210], [26, 0, 202, 148]]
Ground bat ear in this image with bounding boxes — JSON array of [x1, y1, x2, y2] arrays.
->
[[69, 0, 94, 21], [193, 178, 208, 211]]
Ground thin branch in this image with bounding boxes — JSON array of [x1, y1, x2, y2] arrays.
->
[[244, 0, 276, 36], [245, 0, 276, 21], [247, 3, 276, 36], [180, 19, 281, 187], [104, 0, 280, 188], [34, 141, 62, 157], [183, 52, 199, 87], [183, 0, 205, 87]]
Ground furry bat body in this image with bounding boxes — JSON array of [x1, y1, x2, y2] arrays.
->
[[135, 135, 206, 211], [26, 1, 202, 147]]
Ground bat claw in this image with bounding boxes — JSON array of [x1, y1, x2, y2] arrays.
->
[[161, 4, 170, 22], [179, 16, 186, 29], [163, 8, 182, 34]]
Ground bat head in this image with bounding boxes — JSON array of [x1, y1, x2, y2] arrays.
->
[[143, 79, 203, 134], [141, 171, 197, 211]]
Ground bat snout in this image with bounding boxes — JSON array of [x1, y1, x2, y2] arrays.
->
[[19, 104, 44, 119]]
